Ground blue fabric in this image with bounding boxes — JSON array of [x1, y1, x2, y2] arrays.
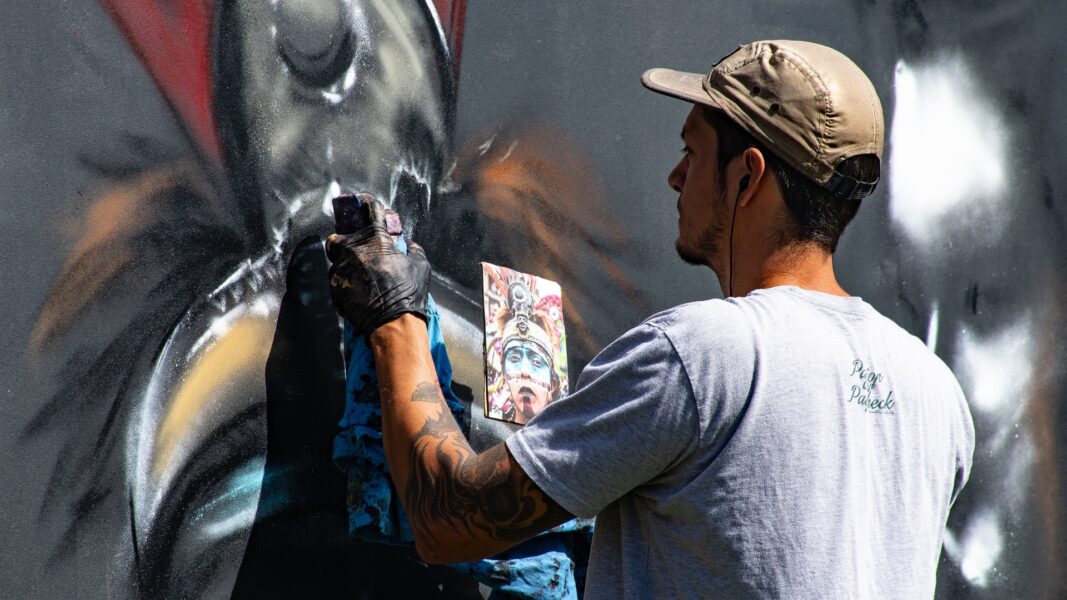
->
[[332, 294, 463, 543], [332, 236, 592, 599], [452, 534, 582, 599]]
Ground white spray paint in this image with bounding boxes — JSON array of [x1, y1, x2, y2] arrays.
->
[[943, 508, 1003, 588], [889, 57, 1010, 246], [954, 314, 1034, 418], [925, 301, 940, 353], [323, 179, 341, 218], [948, 313, 1036, 587]]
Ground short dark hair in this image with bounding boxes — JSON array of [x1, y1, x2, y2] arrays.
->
[[703, 106, 879, 253]]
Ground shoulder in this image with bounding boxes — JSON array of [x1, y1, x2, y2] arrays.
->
[[643, 298, 745, 330], [869, 309, 959, 385], [883, 315, 975, 464], [641, 299, 756, 359], [864, 307, 973, 427], [578, 313, 687, 378], [572, 303, 729, 395], [623, 300, 758, 405]]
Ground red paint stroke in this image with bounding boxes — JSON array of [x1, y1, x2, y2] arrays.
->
[[102, 0, 221, 164], [103, 1, 466, 164], [432, 0, 467, 78]]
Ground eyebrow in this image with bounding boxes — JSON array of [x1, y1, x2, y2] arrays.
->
[[679, 126, 687, 141]]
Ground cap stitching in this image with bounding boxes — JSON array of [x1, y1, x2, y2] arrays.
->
[[860, 69, 882, 160], [715, 53, 760, 76], [772, 49, 831, 178]]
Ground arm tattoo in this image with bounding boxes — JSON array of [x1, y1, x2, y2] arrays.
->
[[410, 381, 441, 404], [401, 382, 571, 549]]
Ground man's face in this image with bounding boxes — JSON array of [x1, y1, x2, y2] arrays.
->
[[668, 106, 730, 269], [503, 340, 553, 421]]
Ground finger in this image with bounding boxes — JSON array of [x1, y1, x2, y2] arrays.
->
[[407, 241, 427, 260], [324, 234, 343, 263], [358, 193, 390, 229]]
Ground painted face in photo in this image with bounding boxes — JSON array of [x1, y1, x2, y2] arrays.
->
[[482, 263, 568, 425]]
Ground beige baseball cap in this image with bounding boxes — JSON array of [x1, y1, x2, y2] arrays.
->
[[642, 40, 883, 199]]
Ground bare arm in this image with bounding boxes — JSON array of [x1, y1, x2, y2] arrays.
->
[[371, 314, 573, 564], [325, 198, 571, 563]]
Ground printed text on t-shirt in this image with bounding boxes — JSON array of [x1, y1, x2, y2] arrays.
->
[[847, 359, 895, 414]]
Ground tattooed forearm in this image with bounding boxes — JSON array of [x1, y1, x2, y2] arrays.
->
[[400, 383, 571, 555], [410, 381, 442, 404]]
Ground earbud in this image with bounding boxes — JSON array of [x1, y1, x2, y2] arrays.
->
[[728, 175, 750, 299]]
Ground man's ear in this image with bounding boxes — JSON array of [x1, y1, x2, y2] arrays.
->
[[738, 147, 767, 207]]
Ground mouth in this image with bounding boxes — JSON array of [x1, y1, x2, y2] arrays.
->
[[517, 386, 537, 412]]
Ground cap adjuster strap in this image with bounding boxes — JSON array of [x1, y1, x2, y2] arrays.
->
[[824, 171, 878, 200]]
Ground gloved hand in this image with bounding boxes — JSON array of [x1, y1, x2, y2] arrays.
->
[[326, 197, 431, 336]]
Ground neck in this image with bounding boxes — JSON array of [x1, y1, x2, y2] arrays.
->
[[721, 242, 848, 298]]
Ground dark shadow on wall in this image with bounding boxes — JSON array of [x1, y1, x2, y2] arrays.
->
[[230, 236, 482, 598]]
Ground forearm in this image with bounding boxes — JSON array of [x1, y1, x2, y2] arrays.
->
[[370, 315, 503, 562], [370, 314, 571, 563], [369, 314, 453, 461], [326, 198, 570, 563]]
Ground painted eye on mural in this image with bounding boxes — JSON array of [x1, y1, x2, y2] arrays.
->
[[273, 0, 356, 88]]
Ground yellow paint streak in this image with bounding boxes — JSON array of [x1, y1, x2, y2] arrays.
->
[[152, 317, 274, 479]]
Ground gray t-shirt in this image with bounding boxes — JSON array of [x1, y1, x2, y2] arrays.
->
[[507, 286, 974, 599]]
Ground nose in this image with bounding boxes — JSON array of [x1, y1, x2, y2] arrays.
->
[[668, 156, 686, 192]]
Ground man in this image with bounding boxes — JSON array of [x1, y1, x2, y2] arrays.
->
[[326, 40, 975, 598], [502, 335, 554, 423], [494, 281, 561, 424]]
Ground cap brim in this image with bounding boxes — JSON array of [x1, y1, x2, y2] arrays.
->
[[641, 68, 721, 109]]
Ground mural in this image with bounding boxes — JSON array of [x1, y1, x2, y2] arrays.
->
[[1, 0, 480, 597], [1, 0, 1065, 598]]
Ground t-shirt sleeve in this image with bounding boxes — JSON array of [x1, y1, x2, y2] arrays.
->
[[505, 321, 699, 519], [950, 381, 976, 507]]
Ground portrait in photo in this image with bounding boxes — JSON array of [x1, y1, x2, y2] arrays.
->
[[482, 263, 569, 425]]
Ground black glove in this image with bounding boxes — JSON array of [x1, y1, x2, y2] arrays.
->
[[326, 198, 431, 336]]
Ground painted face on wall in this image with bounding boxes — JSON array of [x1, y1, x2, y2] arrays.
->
[[503, 339, 553, 422], [94, 0, 463, 589], [218, 0, 453, 244]]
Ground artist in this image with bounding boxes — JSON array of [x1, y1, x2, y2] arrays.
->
[[326, 40, 974, 598]]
